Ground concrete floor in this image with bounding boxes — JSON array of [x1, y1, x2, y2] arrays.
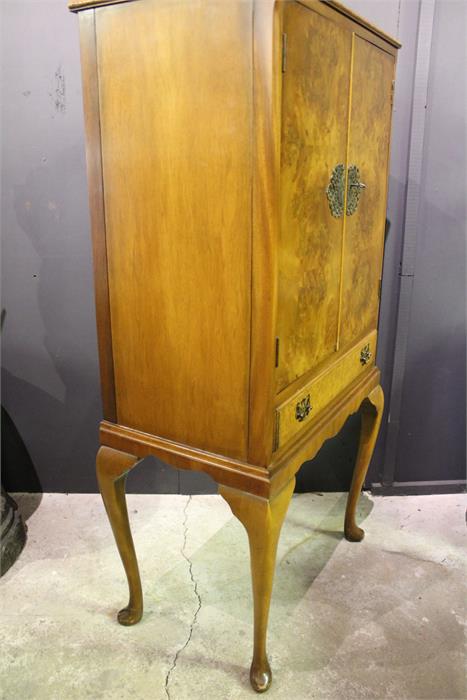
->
[[0, 492, 465, 700]]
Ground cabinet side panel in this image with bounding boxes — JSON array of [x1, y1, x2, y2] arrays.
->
[[95, 0, 252, 459], [247, 0, 283, 467], [78, 9, 116, 421], [276, 3, 352, 392], [339, 37, 395, 346]]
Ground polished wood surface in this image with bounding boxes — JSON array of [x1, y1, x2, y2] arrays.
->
[[322, 0, 401, 48], [275, 330, 377, 451], [96, 446, 142, 625], [247, 0, 283, 468], [220, 478, 296, 693], [96, 0, 252, 460], [98, 367, 382, 501], [100, 419, 271, 497], [345, 384, 384, 541], [299, 0, 400, 56], [70, 0, 134, 10], [339, 37, 395, 347], [276, 3, 351, 392], [270, 368, 381, 493], [78, 9, 116, 421], [69, 0, 401, 51], [72, 0, 398, 692]]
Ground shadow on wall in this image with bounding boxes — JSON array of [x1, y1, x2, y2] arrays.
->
[[2, 146, 102, 492]]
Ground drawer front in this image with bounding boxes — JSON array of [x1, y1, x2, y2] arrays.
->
[[274, 331, 377, 451]]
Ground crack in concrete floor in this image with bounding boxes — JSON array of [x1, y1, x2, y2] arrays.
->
[[164, 495, 202, 700], [1, 492, 465, 700]]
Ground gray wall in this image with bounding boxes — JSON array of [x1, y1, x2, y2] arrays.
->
[[1, 0, 464, 494], [393, 0, 466, 483], [1, 0, 101, 492]]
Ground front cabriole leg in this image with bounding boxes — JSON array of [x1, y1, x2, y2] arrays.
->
[[96, 445, 143, 625], [220, 478, 295, 693], [344, 384, 384, 541]]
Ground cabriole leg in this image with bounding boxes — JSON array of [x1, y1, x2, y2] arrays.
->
[[345, 384, 384, 542], [220, 478, 295, 693], [96, 445, 142, 625]]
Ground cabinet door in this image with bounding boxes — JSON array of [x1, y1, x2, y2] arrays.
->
[[338, 37, 395, 347], [276, 3, 352, 393]]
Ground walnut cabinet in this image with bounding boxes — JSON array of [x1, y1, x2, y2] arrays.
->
[[70, 0, 399, 691]]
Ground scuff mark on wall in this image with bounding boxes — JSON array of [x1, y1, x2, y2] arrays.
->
[[396, 0, 402, 37], [50, 65, 66, 114]]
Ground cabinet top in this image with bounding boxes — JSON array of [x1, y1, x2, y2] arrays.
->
[[322, 0, 401, 48], [68, 0, 401, 49], [69, 0, 130, 10]]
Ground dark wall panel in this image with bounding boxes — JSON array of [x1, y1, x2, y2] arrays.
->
[[394, 0, 466, 482]]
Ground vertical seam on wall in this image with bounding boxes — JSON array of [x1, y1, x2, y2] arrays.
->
[[396, 0, 402, 37], [382, 0, 436, 485]]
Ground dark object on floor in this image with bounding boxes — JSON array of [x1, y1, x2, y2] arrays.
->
[[1, 406, 42, 493], [1, 486, 26, 576]]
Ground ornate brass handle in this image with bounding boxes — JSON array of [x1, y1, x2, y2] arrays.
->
[[295, 394, 311, 422], [326, 164, 366, 217], [347, 165, 366, 216], [326, 163, 345, 218], [360, 344, 372, 365]]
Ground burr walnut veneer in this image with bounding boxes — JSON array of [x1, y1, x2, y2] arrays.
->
[[70, 0, 399, 691]]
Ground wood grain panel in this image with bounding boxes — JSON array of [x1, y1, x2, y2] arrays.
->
[[274, 330, 376, 450], [320, 0, 400, 49], [247, 0, 283, 467], [270, 368, 380, 496], [276, 3, 352, 392], [78, 9, 116, 421], [95, 0, 252, 459], [339, 37, 395, 347]]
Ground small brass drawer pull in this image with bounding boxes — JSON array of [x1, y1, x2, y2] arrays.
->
[[295, 394, 311, 422], [360, 344, 372, 365]]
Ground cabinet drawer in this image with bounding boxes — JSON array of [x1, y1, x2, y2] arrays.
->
[[274, 331, 377, 451]]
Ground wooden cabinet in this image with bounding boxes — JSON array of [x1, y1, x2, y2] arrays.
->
[[70, 0, 399, 691], [275, 1, 395, 449]]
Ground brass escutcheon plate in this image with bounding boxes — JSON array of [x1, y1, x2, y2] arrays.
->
[[326, 164, 345, 218], [347, 164, 366, 216]]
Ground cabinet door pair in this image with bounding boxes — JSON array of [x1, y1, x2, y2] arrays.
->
[[277, 2, 395, 394]]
